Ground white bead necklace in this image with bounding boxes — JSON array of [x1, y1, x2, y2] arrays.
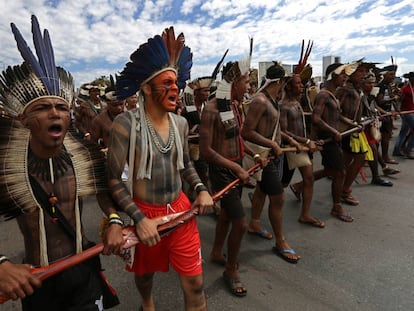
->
[[145, 114, 175, 153]]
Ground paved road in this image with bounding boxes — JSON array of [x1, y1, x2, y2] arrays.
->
[[2, 130, 414, 311]]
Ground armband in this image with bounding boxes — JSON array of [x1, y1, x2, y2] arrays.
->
[[0, 255, 9, 265]]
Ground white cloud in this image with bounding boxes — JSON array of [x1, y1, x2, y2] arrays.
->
[[1, 0, 414, 85]]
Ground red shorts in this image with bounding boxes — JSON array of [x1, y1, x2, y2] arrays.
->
[[364, 128, 377, 145], [126, 191, 202, 277]]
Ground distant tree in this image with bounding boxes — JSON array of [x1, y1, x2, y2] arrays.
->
[[92, 75, 110, 86]]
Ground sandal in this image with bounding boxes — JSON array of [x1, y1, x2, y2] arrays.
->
[[272, 246, 300, 264], [331, 210, 354, 222], [222, 272, 247, 297], [341, 194, 359, 206], [247, 228, 273, 239], [383, 166, 400, 175], [298, 218, 325, 228], [371, 178, 393, 187]]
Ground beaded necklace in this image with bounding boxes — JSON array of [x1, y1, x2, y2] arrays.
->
[[145, 114, 175, 153]]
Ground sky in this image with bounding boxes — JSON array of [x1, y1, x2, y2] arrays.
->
[[0, 0, 414, 88]]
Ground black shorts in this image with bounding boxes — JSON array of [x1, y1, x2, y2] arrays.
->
[[380, 116, 393, 136], [22, 260, 103, 311], [320, 141, 345, 170], [209, 161, 245, 220], [257, 157, 284, 196]]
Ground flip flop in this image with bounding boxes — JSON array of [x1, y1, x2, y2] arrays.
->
[[289, 184, 301, 202], [331, 210, 354, 222], [272, 246, 300, 264], [298, 218, 325, 228], [371, 179, 393, 187], [222, 272, 247, 297], [247, 229, 273, 240], [341, 195, 359, 206]]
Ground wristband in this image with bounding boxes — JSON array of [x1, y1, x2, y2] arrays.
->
[[253, 153, 260, 160], [131, 211, 145, 224], [0, 255, 9, 265], [108, 213, 121, 219], [108, 218, 124, 227], [194, 183, 208, 194]]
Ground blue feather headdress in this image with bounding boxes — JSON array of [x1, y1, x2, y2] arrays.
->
[[0, 15, 74, 117], [117, 26, 193, 99]]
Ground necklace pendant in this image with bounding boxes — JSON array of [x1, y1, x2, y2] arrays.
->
[[49, 193, 59, 205]]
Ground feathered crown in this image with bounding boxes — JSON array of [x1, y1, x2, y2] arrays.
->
[[292, 40, 313, 83], [192, 76, 214, 90], [117, 26, 192, 99], [343, 58, 365, 77], [78, 83, 105, 101], [222, 38, 252, 84], [380, 56, 398, 74], [0, 15, 74, 117], [102, 75, 120, 102]]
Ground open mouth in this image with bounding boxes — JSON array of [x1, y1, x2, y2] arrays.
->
[[168, 94, 177, 102], [48, 124, 63, 137]]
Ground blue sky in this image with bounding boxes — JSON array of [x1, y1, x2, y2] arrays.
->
[[0, 0, 413, 88]]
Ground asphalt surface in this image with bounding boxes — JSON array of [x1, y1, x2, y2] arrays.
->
[[2, 126, 414, 311]]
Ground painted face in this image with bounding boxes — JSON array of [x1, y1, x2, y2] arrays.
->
[[22, 97, 70, 157], [149, 70, 179, 112], [232, 72, 250, 102]]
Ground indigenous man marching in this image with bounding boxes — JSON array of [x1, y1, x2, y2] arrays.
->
[[107, 27, 213, 311], [0, 15, 124, 310]]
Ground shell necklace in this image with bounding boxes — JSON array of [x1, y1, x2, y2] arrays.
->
[[145, 114, 175, 153]]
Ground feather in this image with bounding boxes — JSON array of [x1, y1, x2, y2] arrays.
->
[[57, 67, 74, 105], [211, 49, 229, 80], [162, 27, 184, 66], [10, 22, 47, 89], [43, 29, 59, 95], [299, 39, 305, 65], [176, 46, 192, 90], [295, 40, 313, 75], [118, 27, 191, 97], [31, 15, 52, 93], [249, 36, 254, 58]]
